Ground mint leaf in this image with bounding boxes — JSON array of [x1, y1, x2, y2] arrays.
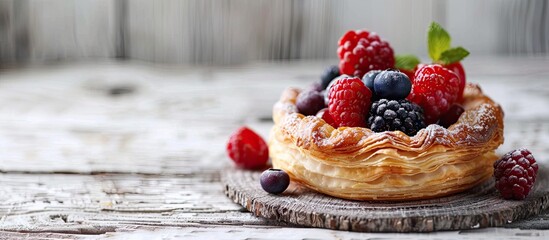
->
[[395, 55, 421, 71], [428, 22, 451, 61], [439, 47, 470, 65]]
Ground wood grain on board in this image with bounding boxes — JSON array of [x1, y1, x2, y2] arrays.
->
[[223, 167, 549, 232]]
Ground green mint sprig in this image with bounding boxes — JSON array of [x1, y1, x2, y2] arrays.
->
[[395, 55, 421, 71], [427, 22, 469, 65]]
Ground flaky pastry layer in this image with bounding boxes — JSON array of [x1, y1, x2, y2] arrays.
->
[[269, 83, 504, 200]]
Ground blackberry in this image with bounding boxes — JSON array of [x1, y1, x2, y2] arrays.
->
[[367, 99, 426, 136]]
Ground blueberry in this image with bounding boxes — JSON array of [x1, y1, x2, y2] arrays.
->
[[320, 65, 340, 90], [309, 81, 323, 92], [260, 169, 290, 194], [296, 90, 325, 116], [373, 70, 412, 100], [362, 70, 382, 96]]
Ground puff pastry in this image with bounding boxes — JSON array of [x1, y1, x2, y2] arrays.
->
[[269, 83, 504, 200]]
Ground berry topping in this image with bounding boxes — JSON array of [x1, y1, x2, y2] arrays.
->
[[226, 127, 269, 169], [438, 104, 465, 128], [426, 22, 469, 102], [400, 69, 415, 82], [395, 54, 421, 82], [260, 169, 290, 194], [362, 70, 382, 97], [324, 75, 347, 104], [367, 99, 426, 136], [296, 90, 325, 116], [328, 76, 372, 128], [317, 108, 337, 127], [373, 69, 412, 100], [337, 30, 395, 78], [316, 107, 327, 118], [309, 81, 323, 92], [494, 148, 538, 200], [320, 65, 340, 90], [407, 64, 460, 124], [444, 62, 466, 101]]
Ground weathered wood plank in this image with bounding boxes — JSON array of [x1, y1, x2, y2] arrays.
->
[[0, 173, 292, 234], [93, 226, 549, 240], [0, 172, 548, 239], [0, 58, 548, 174], [0, 58, 548, 238], [1, 223, 549, 239]]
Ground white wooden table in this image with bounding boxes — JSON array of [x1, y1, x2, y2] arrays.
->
[[0, 57, 548, 239]]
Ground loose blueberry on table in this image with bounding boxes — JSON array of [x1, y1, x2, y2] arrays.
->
[[260, 169, 290, 194]]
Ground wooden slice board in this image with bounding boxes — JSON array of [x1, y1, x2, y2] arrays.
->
[[222, 167, 549, 232]]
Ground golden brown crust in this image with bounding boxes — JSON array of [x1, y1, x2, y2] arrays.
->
[[269, 83, 504, 201]]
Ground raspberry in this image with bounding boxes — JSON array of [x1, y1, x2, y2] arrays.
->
[[494, 148, 538, 200], [328, 77, 372, 128], [444, 62, 466, 101], [316, 108, 338, 127], [367, 99, 426, 136], [226, 127, 269, 169], [407, 64, 460, 124], [337, 30, 395, 78], [296, 90, 325, 116]]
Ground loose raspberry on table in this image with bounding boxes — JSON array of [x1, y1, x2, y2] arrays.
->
[[407, 64, 460, 124], [226, 127, 269, 169], [494, 148, 538, 200], [337, 30, 395, 78], [328, 77, 372, 128]]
